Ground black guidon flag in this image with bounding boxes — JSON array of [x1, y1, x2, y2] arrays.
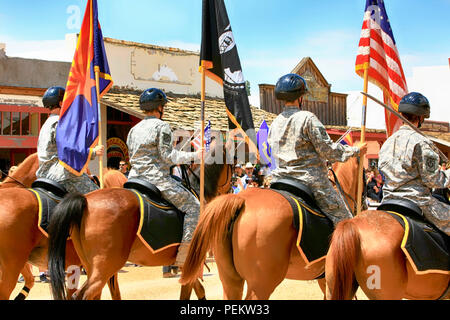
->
[[200, 0, 257, 149]]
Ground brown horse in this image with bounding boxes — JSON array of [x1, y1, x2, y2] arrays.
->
[[325, 210, 449, 300], [0, 154, 40, 299], [102, 169, 128, 189], [180, 157, 361, 299], [47, 151, 233, 300], [0, 154, 121, 300]]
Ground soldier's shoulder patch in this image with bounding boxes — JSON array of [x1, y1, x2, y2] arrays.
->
[[318, 127, 329, 140], [425, 155, 437, 173], [162, 132, 172, 147]]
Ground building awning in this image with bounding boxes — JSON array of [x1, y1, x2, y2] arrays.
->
[[427, 136, 450, 158], [101, 90, 278, 132]]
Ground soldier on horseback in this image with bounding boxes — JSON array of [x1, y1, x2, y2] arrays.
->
[[268, 73, 367, 225], [126, 88, 203, 267], [379, 92, 450, 236], [36, 86, 104, 194]]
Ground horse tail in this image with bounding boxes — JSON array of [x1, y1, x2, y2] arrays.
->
[[180, 193, 245, 285], [327, 219, 361, 300], [48, 193, 87, 300]]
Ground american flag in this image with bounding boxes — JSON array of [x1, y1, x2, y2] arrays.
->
[[191, 120, 211, 152], [355, 0, 408, 137]]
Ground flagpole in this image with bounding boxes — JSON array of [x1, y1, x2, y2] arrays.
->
[[94, 67, 104, 189], [199, 62, 206, 216], [356, 67, 369, 215]]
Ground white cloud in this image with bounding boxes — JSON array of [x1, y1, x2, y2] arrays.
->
[[0, 34, 77, 62]]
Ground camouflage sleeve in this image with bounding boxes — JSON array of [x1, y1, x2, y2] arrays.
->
[[415, 142, 450, 189], [159, 123, 197, 165], [305, 114, 360, 163]]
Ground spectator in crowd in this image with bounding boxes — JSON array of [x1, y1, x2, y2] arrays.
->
[[119, 160, 130, 177], [162, 265, 179, 278], [234, 164, 244, 178], [263, 176, 272, 188], [366, 169, 383, 203], [241, 162, 255, 190]]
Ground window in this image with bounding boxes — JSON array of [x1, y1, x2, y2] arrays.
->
[[0, 106, 51, 137], [1, 112, 11, 135]]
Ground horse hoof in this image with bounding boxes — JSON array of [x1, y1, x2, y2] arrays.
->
[[14, 286, 30, 300]]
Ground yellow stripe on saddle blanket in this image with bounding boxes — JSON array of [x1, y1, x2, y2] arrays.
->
[[130, 190, 184, 253], [28, 188, 64, 237], [271, 189, 334, 269], [384, 211, 450, 275]]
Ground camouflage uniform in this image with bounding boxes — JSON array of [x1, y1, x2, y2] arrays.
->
[[268, 107, 360, 225], [379, 125, 450, 235], [36, 114, 99, 194], [127, 116, 199, 243]]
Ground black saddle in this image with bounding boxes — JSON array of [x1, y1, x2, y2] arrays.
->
[[31, 178, 67, 198], [378, 198, 423, 217], [379, 198, 449, 275], [124, 178, 172, 208], [124, 180, 184, 252], [29, 178, 67, 235], [270, 178, 320, 211]]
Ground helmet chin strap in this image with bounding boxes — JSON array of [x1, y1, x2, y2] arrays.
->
[[418, 116, 424, 128]]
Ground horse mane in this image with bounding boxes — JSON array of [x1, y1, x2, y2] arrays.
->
[[103, 169, 128, 188], [1, 153, 39, 188], [204, 144, 230, 201], [331, 157, 368, 214]]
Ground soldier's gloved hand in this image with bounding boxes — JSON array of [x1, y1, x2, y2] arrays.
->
[[93, 145, 105, 156], [356, 141, 367, 156], [196, 147, 205, 160]]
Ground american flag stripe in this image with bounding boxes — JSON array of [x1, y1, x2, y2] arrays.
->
[[191, 120, 211, 151], [356, 0, 408, 136]]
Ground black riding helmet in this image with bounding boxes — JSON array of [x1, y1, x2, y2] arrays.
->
[[139, 88, 168, 111], [42, 86, 65, 109], [275, 73, 308, 102], [398, 92, 430, 118]]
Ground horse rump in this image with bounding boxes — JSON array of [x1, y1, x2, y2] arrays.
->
[[48, 192, 87, 300], [180, 193, 245, 285]]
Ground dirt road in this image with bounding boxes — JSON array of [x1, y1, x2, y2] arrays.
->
[[11, 262, 367, 300]]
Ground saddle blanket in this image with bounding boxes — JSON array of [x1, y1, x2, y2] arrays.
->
[[29, 188, 64, 237], [384, 211, 449, 275], [129, 189, 184, 253], [272, 189, 334, 269]]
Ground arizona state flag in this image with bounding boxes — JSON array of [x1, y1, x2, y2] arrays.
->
[[340, 131, 354, 146], [56, 0, 113, 175], [200, 0, 257, 148]]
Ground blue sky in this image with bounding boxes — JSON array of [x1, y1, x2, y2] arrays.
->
[[1, 0, 449, 99]]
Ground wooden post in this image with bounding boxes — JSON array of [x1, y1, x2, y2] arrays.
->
[[94, 67, 104, 189], [356, 67, 369, 215], [199, 62, 206, 215]]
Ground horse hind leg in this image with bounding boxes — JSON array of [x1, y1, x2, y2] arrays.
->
[[193, 279, 206, 300], [214, 237, 245, 299], [14, 263, 35, 300], [75, 255, 127, 300], [107, 273, 121, 300], [179, 279, 206, 300], [0, 261, 24, 300]]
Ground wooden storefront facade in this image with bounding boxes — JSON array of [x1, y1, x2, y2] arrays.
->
[[259, 57, 348, 126]]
